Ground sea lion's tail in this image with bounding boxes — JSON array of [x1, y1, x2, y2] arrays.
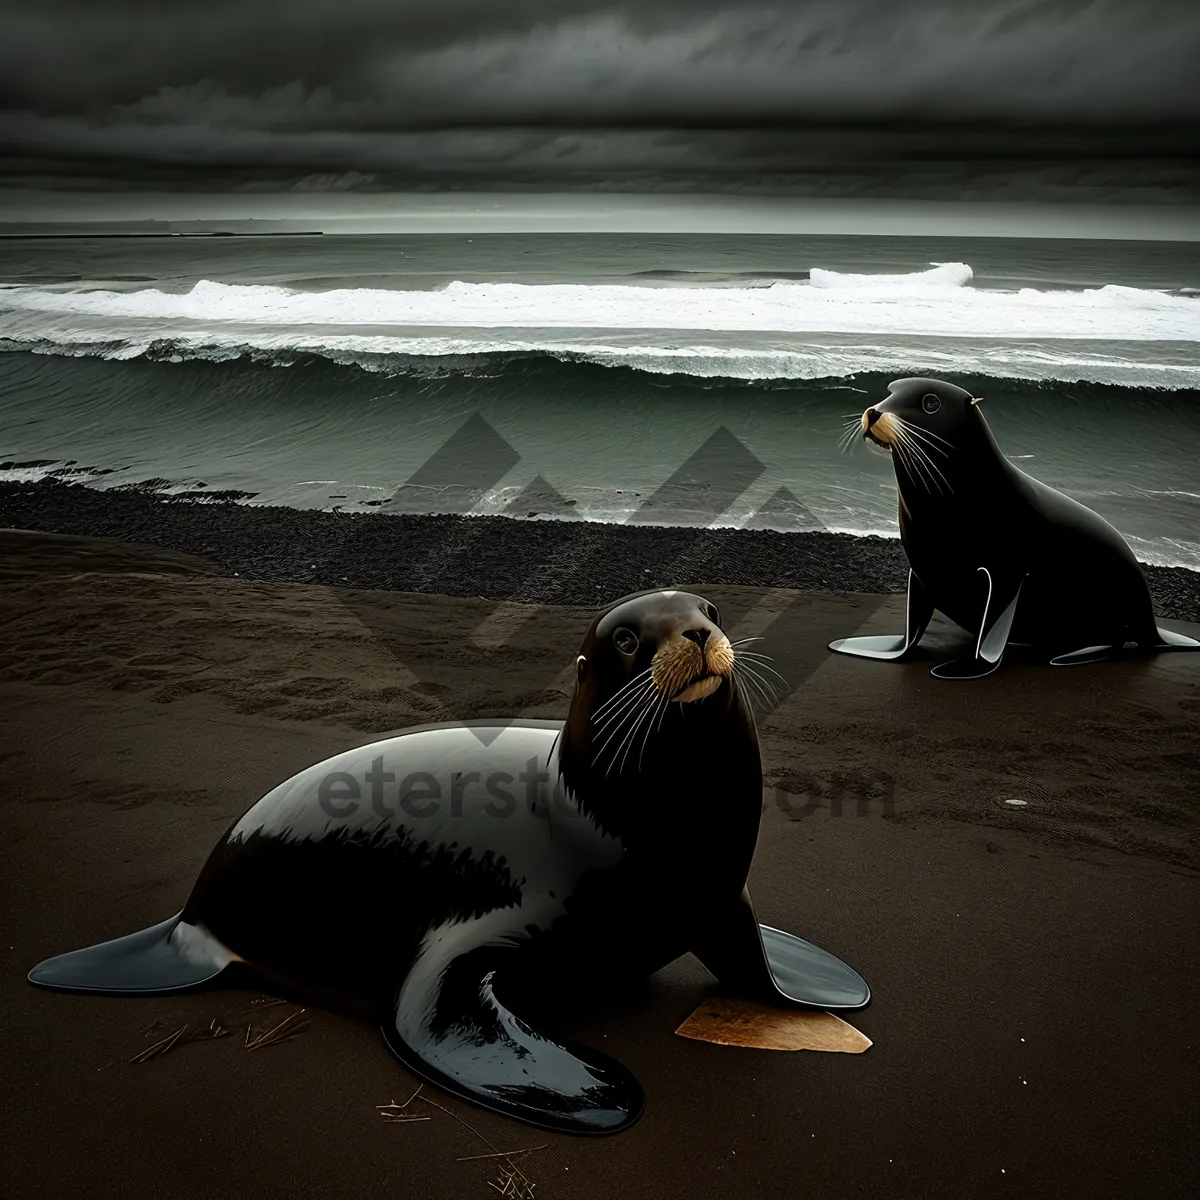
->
[[27, 914, 236, 994]]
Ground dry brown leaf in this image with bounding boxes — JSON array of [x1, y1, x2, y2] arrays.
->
[[675, 997, 872, 1053]]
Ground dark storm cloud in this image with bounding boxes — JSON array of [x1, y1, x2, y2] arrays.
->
[[1, 1, 1198, 179]]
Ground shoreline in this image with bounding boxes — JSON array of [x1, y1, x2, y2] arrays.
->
[[2, 478, 1199, 622]]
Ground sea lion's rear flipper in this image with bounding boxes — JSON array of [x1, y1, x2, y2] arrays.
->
[[829, 569, 933, 661], [382, 924, 644, 1135], [27, 915, 235, 994], [1050, 644, 1115, 667], [692, 889, 870, 1011], [931, 569, 1025, 681], [1156, 627, 1200, 650]]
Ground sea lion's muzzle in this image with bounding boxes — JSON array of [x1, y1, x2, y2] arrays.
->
[[862, 407, 896, 449], [653, 628, 735, 703]]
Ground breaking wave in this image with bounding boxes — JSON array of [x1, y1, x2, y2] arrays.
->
[[2, 261, 1198, 388]]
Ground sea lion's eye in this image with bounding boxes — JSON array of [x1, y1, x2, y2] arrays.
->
[[921, 394, 941, 414], [614, 628, 639, 655]]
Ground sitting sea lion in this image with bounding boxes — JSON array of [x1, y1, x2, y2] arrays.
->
[[830, 377, 1199, 678], [29, 589, 868, 1134]]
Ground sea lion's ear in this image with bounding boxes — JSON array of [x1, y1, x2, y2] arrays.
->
[[576, 655, 588, 683], [971, 396, 984, 405]]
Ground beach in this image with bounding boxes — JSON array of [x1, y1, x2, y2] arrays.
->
[[1, 511, 1197, 1200]]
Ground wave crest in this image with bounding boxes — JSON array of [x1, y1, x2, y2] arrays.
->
[[2, 332, 1197, 390], [808, 261, 973, 290]]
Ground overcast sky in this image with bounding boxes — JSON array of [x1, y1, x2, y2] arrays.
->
[[2, 1, 1198, 188]]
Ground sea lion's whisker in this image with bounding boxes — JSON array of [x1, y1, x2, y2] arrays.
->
[[612, 693, 655, 772], [736, 661, 783, 703], [592, 679, 660, 763], [609, 689, 662, 777], [732, 647, 786, 669], [898, 429, 952, 494], [897, 421, 955, 490], [591, 679, 655, 735], [890, 438, 929, 494], [731, 654, 788, 687], [916, 448, 952, 495], [893, 433, 933, 492], [730, 643, 777, 659], [731, 665, 764, 708], [733, 657, 777, 696], [838, 421, 863, 453], [636, 691, 672, 774], [733, 666, 773, 715], [732, 647, 776, 660], [592, 690, 655, 765], [895, 432, 943, 496], [900, 421, 952, 457], [901, 420, 954, 451], [729, 636, 765, 647], [653, 686, 673, 736], [591, 668, 652, 721], [592, 673, 655, 724]]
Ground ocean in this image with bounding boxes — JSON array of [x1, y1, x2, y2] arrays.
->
[[2, 227, 1198, 569]]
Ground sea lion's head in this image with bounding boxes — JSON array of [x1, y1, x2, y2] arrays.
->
[[857, 377, 989, 497], [561, 590, 761, 797], [579, 588, 735, 708], [861, 377, 978, 451]]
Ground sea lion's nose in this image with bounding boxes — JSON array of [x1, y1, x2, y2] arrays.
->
[[682, 628, 710, 649], [865, 408, 881, 427]]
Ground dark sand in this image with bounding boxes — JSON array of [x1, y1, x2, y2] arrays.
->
[[1, 523, 1198, 1200]]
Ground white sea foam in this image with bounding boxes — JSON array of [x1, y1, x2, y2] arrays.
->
[[1, 262, 1197, 342], [807, 261, 975, 290]]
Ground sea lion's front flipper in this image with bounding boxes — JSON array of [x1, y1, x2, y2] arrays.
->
[[828, 569, 933, 661], [1156, 627, 1200, 650], [931, 569, 1025, 680], [382, 922, 643, 1136], [27, 915, 235, 994], [692, 889, 870, 1011]]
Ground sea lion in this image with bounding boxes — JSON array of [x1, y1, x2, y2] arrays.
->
[[29, 589, 869, 1135], [829, 377, 1200, 679]]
